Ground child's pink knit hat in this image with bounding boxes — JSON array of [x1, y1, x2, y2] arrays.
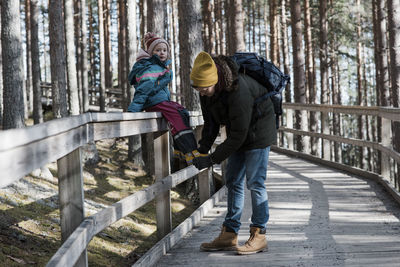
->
[[143, 32, 170, 55]]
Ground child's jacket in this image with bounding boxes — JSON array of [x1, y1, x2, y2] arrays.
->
[[127, 54, 172, 112]]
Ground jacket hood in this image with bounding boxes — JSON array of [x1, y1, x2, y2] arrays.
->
[[212, 55, 239, 92]]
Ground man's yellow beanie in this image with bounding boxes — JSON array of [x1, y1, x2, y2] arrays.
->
[[190, 51, 218, 87]]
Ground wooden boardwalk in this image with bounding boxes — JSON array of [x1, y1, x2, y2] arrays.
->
[[155, 152, 400, 266]]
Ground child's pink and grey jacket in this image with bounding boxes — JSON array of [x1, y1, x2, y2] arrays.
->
[[127, 50, 172, 112]]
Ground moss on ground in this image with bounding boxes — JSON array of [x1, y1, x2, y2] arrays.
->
[[0, 138, 198, 266]]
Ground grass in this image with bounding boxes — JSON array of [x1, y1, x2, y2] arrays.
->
[[0, 137, 198, 266]]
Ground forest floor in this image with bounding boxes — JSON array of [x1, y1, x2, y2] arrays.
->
[[0, 133, 198, 266]]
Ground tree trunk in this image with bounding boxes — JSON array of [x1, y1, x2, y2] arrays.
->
[[81, 0, 89, 112], [139, 0, 147, 37], [319, 0, 330, 160], [372, 0, 381, 173], [388, 0, 400, 189], [74, 1, 82, 112], [377, 0, 391, 107], [98, 0, 106, 111], [290, 0, 309, 153], [49, 0, 68, 118], [230, 0, 245, 53], [30, 0, 43, 124], [25, 0, 33, 116], [1, 0, 25, 128], [356, 0, 364, 168], [65, 0, 80, 115], [104, 0, 113, 89], [0, 3, 3, 127], [126, 0, 143, 166], [147, 0, 164, 35], [270, 0, 278, 65], [89, 2, 96, 91], [201, 0, 213, 53], [118, 0, 128, 109], [178, 0, 203, 111], [304, 0, 317, 155]]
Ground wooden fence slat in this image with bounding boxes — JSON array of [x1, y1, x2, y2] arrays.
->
[[154, 131, 172, 240], [0, 125, 88, 188], [46, 166, 200, 267], [279, 127, 400, 164], [57, 148, 87, 267], [199, 168, 212, 204]]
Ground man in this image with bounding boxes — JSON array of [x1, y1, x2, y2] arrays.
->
[[190, 51, 277, 255]]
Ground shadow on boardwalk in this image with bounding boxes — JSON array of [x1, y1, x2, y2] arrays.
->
[[155, 152, 400, 267]]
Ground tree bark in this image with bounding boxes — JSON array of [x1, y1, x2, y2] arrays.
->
[[356, 0, 364, 168], [388, 0, 400, 189], [98, 0, 106, 111], [178, 0, 203, 111], [231, 0, 245, 53], [65, 0, 80, 115], [290, 0, 309, 153], [25, 0, 33, 116], [304, 0, 317, 155], [49, 0, 68, 118], [30, 0, 43, 124], [81, 0, 89, 112], [1, 0, 25, 128], [126, 0, 143, 165], [319, 0, 330, 160], [0, 3, 3, 127], [104, 0, 113, 89], [147, 0, 164, 35], [270, 0, 278, 64], [118, 0, 127, 109]]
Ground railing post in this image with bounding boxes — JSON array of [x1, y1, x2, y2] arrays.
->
[[321, 111, 331, 160], [381, 117, 392, 179], [286, 109, 294, 150], [195, 125, 214, 204], [57, 148, 88, 267], [154, 130, 171, 240]]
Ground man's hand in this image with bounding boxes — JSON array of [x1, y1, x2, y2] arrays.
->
[[193, 155, 213, 170]]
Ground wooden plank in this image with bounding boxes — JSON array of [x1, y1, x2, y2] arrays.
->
[[155, 152, 400, 267], [133, 186, 227, 267], [271, 146, 400, 205], [282, 103, 400, 122], [279, 127, 400, 165], [198, 168, 212, 204], [0, 125, 89, 188], [46, 220, 94, 267], [92, 118, 168, 141], [48, 166, 200, 267], [0, 113, 91, 151], [57, 148, 87, 267], [154, 131, 172, 240]]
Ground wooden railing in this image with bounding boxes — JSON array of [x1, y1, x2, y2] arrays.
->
[[278, 103, 400, 201], [0, 111, 217, 267]]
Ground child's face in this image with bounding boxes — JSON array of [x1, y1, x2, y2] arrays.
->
[[152, 43, 168, 62]]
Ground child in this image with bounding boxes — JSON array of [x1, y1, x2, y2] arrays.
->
[[128, 32, 200, 165]]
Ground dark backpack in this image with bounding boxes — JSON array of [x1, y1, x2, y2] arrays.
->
[[231, 52, 290, 128]]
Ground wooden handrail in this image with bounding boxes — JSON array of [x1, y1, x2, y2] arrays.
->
[[283, 103, 400, 121], [0, 110, 207, 267], [279, 127, 400, 164], [280, 103, 400, 193], [0, 111, 203, 188]]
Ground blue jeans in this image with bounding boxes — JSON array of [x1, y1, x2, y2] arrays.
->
[[223, 147, 270, 233]]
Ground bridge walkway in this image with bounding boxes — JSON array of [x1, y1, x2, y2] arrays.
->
[[155, 152, 400, 266]]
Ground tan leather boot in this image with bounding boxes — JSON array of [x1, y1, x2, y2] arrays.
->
[[200, 226, 238, 251], [236, 227, 268, 255]]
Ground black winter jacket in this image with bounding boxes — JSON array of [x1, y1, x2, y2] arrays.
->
[[198, 55, 277, 164]]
